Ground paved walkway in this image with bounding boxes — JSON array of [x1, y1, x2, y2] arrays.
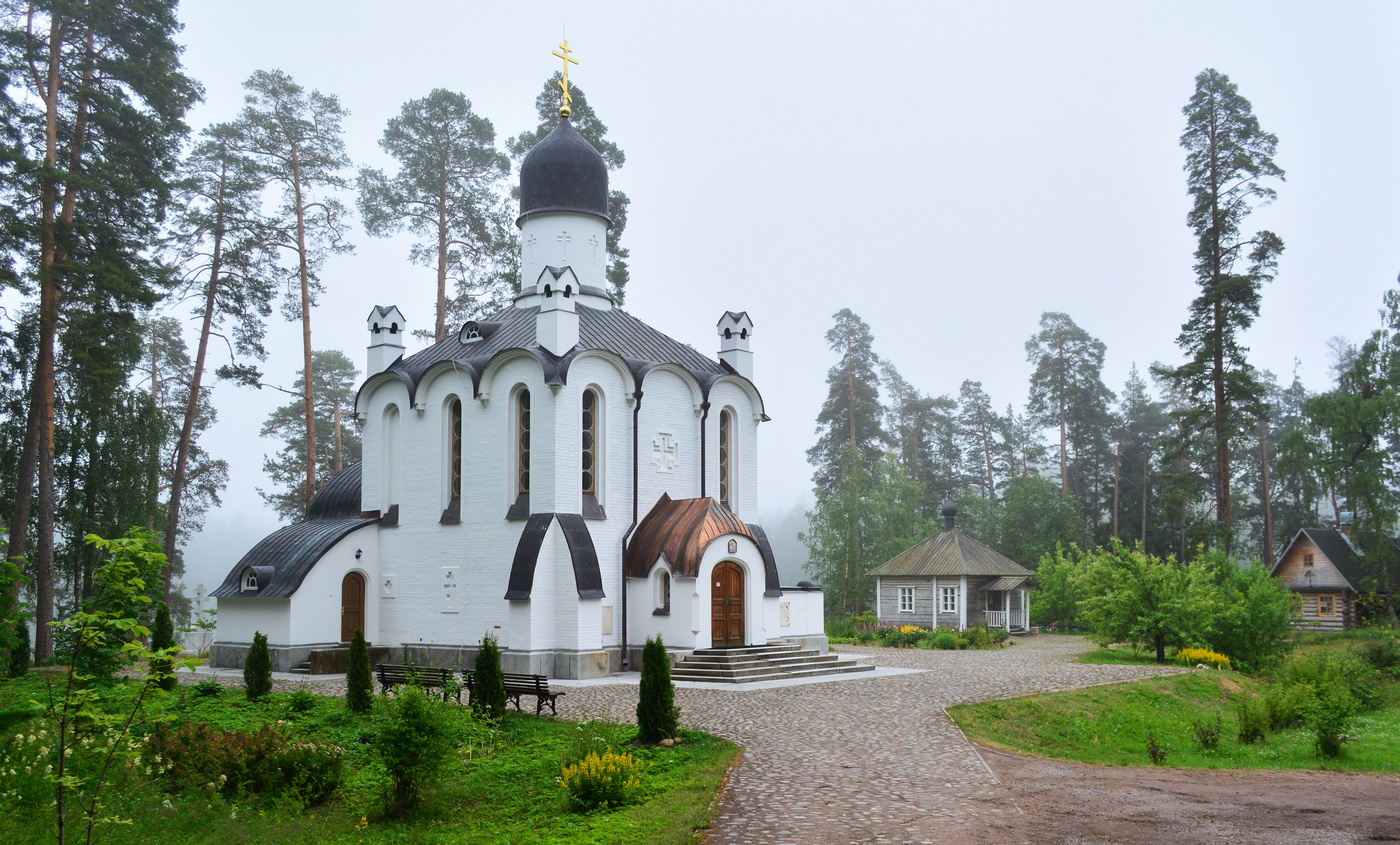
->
[[556, 636, 1183, 845], [189, 637, 1183, 843]]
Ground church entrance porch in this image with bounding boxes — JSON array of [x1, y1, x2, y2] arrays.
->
[[341, 571, 365, 642], [711, 561, 745, 647]]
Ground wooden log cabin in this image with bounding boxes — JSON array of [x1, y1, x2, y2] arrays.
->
[[1270, 528, 1370, 631]]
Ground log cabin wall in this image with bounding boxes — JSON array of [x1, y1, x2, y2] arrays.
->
[[1273, 533, 1358, 630], [1293, 590, 1356, 632]]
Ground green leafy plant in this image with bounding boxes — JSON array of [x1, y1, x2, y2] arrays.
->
[[149, 720, 343, 807], [1307, 681, 1358, 758], [1264, 681, 1315, 730], [560, 718, 614, 769], [1145, 729, 1168, 764], [190, 679, 224, 698], [374, 682, 454, 817], [955, 638, 970, 650], [8, 617, 30, 678], [150, 601, 177, 691], [346, 627, 373, 714], [932, 632, 958, 650], [637, 636, 678, 744], [287, 688, 318, 714], [244, 632, 273, 700], [1235, 694, 1269, 744], [472, 634, 506, 722], [1191, 714, 1223, 751]]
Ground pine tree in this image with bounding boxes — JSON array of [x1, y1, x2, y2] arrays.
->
[[807, 309, 886, 495], [359, 90, 511, 341], [258, 351, 363, 521], [244, 631, 273, 700], [150, 601, 177, 691], [8, 619, 28, 678], [1154, 68, 1285, 554], [472, 634, 506, 721], [346, 627, 373, 714], [958, 381, 1004, 501], [636, 635, 677, 743]]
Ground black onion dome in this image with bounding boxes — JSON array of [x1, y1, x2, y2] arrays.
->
[[941, 496, 958, 519], [517, 118, 609, 226]]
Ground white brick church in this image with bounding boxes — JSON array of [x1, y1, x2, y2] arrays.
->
[[209, 99, 824, 678]]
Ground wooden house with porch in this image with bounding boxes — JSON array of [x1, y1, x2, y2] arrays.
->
[[868, 498, 1036, 633], [1270, 527, 1376, 631]]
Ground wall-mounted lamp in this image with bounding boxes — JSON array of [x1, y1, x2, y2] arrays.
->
[[355, 549, 363, 560]]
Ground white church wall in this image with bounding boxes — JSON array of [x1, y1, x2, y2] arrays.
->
[[288, 531, 378, 645], [358, 376, 411, 514], [518, 211, 609, 294], [629, 560, 697, 651], [704, 378, 760, 519], [215, 597, 290, 645], [636, 367, 702, 513], [780, 589, 825, 639]]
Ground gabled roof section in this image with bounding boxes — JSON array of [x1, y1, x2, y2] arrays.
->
[[1272, 527, 1369, 591], [626, 494, 758, 578], [367, 303, 730, 408], [867, 529, 1035, 579]]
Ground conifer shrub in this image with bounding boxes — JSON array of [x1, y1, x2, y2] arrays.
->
[[8, 618, 29, 678], [347, 627, 373, 714], [472, 634, 506, 722], [244, 631, 273, 700], [150, 601, 177, 691], [636, 635, 678, 744]]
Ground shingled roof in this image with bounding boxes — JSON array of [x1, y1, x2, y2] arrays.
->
[[866, 529, 1035, 579], [212, 463, 376, 599], [364, 302, 736, 408]]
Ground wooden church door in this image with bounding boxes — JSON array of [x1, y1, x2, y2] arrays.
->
[[341, 572, 365, 642], [710, 562, 745, 648]]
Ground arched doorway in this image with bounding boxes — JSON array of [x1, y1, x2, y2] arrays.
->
[[710, 561, 745, 648], [341, 571, 365, 642]]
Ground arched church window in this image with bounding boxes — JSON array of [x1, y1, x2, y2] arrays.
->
[[383, 405, 401, 517], [719, 409, 733, 509], [241, 568, 258, 592], [582, 389, 598, 495], [449, 399, 462, 501], [654, 569, 671, 615], [517, 389, 531, 496]]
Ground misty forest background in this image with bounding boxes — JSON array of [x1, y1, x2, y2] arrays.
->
[[1, 4, 1398, 664]]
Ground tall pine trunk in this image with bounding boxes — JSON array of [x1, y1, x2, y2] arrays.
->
[[1259, 418, 1273, 567], [292, 151, 318, 511], [1141, 444, 1149, 547]]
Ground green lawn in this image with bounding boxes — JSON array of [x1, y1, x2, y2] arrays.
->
[[948, 670, 1400, 772], [0, 673, 738, 844], [1078, 643, 1178, 667]]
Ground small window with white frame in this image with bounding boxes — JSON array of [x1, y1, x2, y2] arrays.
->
[[898, 586, 914, 613], [241, 568, 258, 592], [940, 586, 958, 614]]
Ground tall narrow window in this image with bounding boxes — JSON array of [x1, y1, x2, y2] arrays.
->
[[718, 409, 733, 509], [450, 399, 462, 500], [518, 389, 531, 496], [582, 389, 598, 495]]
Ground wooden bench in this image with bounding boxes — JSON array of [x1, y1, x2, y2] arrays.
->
[[375, 663, 460, 703], [462, 670, 565, 716]]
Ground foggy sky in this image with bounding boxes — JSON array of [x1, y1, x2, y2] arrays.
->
[[154, 2, 1400, 594]]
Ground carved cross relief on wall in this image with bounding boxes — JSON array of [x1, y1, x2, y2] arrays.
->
[[651, 432, 679, 473]]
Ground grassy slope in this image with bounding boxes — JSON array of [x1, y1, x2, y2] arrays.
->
[[0, 674, 738, 844], [949, 670, 1400, 772]]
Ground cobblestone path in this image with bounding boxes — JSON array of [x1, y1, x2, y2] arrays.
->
[[558, 637, 1184, 845]]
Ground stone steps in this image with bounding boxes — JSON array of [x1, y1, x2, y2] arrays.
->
[[290, 660, 312, 675], [670, 640, 872, 684]]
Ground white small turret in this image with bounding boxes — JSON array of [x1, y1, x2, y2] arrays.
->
[[536, 267, 580, 356], [366, 305, 406, 376], [716, 311, 754, 379]]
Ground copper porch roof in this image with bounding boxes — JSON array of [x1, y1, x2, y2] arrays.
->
[[625, 494, 758, 578], [866, 529, 1034, 579]]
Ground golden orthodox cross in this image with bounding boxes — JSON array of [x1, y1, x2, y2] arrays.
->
[[552, 39, 579, 117]]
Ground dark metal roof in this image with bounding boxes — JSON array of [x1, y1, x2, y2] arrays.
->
[[306, 462, 364, 520], [866, 529, 1035, 579], [211, 517, 376, 598], [504, 513, 605, 600], [364, 302, 736, 409], [517, 117, 609, 225], [625, 494, 758, 578], [1272, 527, 1372, 591], [747, 522, 783, 597]]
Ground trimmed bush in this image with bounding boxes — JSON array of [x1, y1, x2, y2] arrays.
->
[[637, 635, 679, 744], [932, 632, 958, 650], [472, 634, 506, 722], [150, 601, 177, 691], [8, 618, 29, 678], [559, 749, 645, 810], [374, 682, 453, 817], [346, 627, 373, 714], [244, 631, 273, 700]]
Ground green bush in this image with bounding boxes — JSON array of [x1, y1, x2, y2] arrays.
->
[[243, 631, 273, 701], [955, 638, 970, 650], [472, 634, 507, 722], [1307, 680, 1358, 758], [190, 679, 224, 698], [559, 749, 645, 810], [8, 618, 29, 678], [1275, 650, 1380, 710], [287, 689, 318, 714], [1355, 635, 1400, 678], [637, 635, 679, 744], [346, 627, 373, 714], [560, 718, 614, 769], [1191, 715, 1223, 751], [1264, 681, 1315, 730], [375, 682, 454, 817], [933, 632, 958, 650], [150, 601, 177, 691], [990, 627, 1011, 645], [149, 721, 344, 807], [1235, 695, 1269, 744]]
